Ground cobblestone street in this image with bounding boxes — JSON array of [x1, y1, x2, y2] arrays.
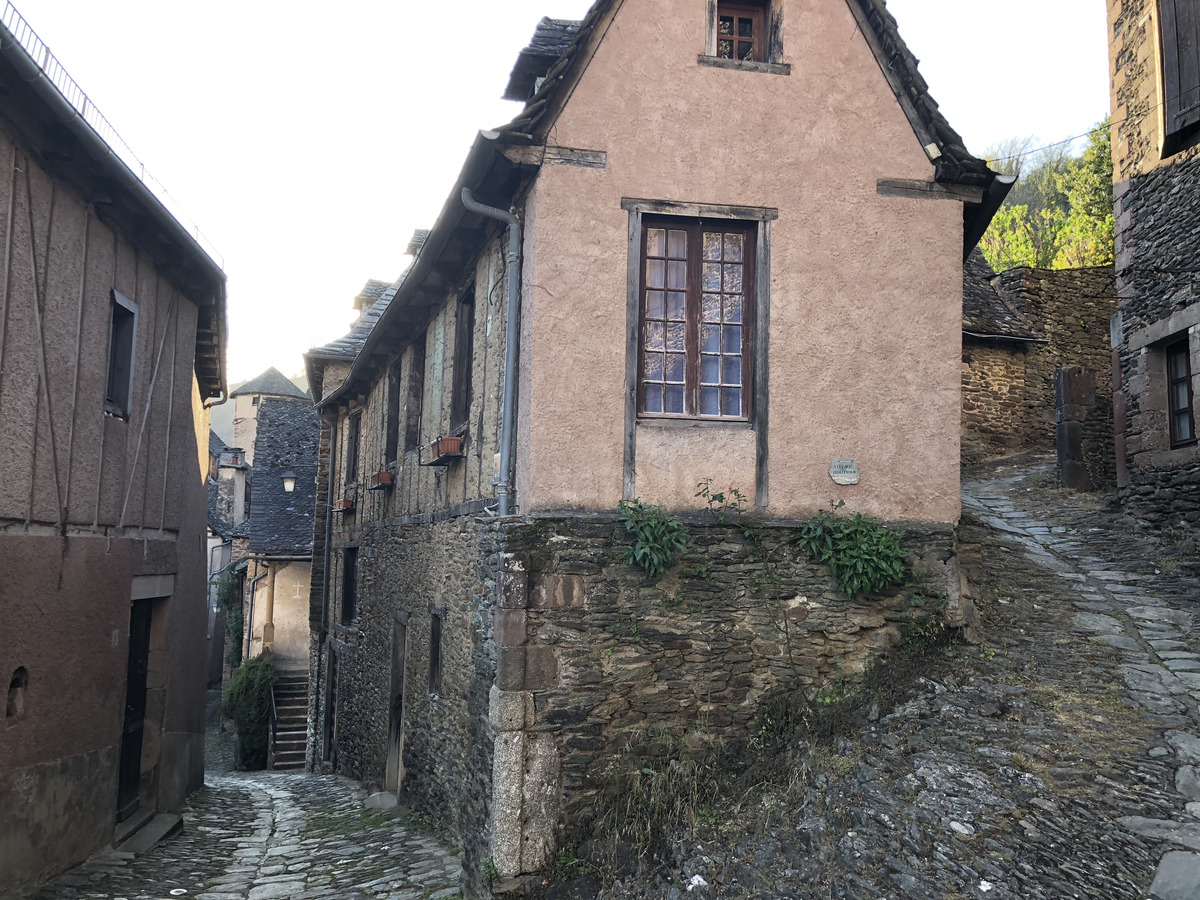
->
[[23, 697, 462, 900]]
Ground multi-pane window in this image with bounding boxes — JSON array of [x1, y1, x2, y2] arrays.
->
[[341, 547, 358, 626], [105, 290, 137, 417], [639, 219, 754, 419], [1168, 339, 1196, 447], [717, 3, 766, 63]]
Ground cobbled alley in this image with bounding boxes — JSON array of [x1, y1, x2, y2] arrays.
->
[[17, 453, 1200, 900], [18, 693, 463, 900]]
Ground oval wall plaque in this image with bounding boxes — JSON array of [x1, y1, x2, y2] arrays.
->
[[829, 458, 860, 486]]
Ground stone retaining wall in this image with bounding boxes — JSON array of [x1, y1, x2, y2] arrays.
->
[[488, 513, 964, 881]]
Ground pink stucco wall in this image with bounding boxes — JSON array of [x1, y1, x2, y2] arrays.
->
[[518, 0, 964, 524]]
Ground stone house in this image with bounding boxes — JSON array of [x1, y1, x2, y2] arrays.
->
[[0, 8, 227, 893], [304, 0, 1007, 892], [961, 249, 1118, 489], [1108, 0, 1200, 529]]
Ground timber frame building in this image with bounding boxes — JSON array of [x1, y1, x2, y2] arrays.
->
[[0, 6, 227, 891]]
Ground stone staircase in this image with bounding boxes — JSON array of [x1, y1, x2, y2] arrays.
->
[[270, 671, 309, 771]]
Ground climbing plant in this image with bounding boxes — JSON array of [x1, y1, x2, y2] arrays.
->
[[617, 499, 688, 579], [221, 654, 276, 770], [793, 505, 907, 598], [216, 573, 244, 669]]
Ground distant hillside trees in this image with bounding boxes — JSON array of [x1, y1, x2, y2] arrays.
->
[[981, 118, 1114, 272]]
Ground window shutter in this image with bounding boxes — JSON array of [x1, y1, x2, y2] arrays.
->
[[1161, 0, 1200, 135]]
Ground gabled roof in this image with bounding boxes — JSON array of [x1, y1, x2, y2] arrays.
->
[[314, 0, 1004, 411], [0, 11, 226, 400], [248, 397, 320, 557], [354, 279, 393, 314], [962, 249, 1041, 342], [209, 429, 226, 458], [230, 367, 309, 400], [307, 283, 400, 363], [505, 0, 993, 187]]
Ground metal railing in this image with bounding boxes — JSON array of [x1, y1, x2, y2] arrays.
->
[[0, 2, 224, 268]]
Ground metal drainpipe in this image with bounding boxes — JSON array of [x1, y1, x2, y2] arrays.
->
[[461, 187, 521, 518]]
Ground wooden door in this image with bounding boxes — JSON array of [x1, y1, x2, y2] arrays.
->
[[117, 599, 152, 822]]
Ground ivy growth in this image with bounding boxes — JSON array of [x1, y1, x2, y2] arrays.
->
[[617, 499, 688, 578], [793, 504, 907, 598]]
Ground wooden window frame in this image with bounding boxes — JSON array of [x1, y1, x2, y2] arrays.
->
[[717, 2, 766, 63], [344, 412, 361, 485], [104, 290, 138, 418], [637, 216, 756, 421], [340, 547, 358, 626], [1167, 338, 1196, 448], [450, 287, 475, 433], [404, 337, 427, 453], [701, 0, 789, 75], [1160, 0, 1200, 151], [384, 359, 402, 466]]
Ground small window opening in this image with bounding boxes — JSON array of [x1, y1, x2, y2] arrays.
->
[[105, 291, 138, 417], [717, 2, 767, 62], [385, 360, 402, 465], [451, 288, 476, 432], [404, 338, 427, 453], [429, 613, 443, 697], [252, 395, 260, 406], [341, 548, 359, 626], [345, 413, 361, 485], [1168, 338, 1196, 447], [7, 667, 28, 720]]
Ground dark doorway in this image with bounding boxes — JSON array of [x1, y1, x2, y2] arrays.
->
[[384, 622, 407, 792], [117, 599, 152, 822]]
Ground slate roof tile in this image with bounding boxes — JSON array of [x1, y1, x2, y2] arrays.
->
[[963, 248, 1041, 341], [248, 397, 321, 556], [230, 367, 309, 400]]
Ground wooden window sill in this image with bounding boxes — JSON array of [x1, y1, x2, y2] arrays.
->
[[638, 417, 753, 430], [697, 55, 790, 76]]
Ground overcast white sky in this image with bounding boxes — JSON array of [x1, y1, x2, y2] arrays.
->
[[9, 0, 1110, 385]]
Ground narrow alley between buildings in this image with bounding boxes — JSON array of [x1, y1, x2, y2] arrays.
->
[[20, 453, 1200, 900], [21, 694, 462, 900]]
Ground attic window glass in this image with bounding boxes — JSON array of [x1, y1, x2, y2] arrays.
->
[[1168, 338, 1196, 447], [105, 291, 137, 418], [639, 218, 754, 419], [717, 3, 766, 62]]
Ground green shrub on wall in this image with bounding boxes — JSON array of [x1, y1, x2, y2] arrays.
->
[[793, 507, 907, 598], [617, 499, 688, 579], [221, 654, 276, 770]]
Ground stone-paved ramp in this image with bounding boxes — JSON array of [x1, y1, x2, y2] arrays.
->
[[964, 457, 1200, 900], [23, 750, 461, 900]]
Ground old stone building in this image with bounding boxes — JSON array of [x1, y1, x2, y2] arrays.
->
[[304, 1, 1007, 893], [0, 8, 227, 893], [961, 249, 1118, 488], [1108, 0, 1200, 528]]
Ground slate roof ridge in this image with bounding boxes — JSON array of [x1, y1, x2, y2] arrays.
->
[[230, 367, 309, 400], [962, 248, 1041, 341], [307, 277, 403, 362]]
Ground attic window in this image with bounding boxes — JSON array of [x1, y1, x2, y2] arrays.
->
[[701, 1, 788, 75], [718, 3, 765, 62]]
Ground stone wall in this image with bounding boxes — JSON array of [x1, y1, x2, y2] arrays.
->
[[961, 267, 1118, 485], [308, 514, 502, 899], [488, 513, 964, 884], [961, 341, 1030, 462], [1111, 146, 1200, 530]]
